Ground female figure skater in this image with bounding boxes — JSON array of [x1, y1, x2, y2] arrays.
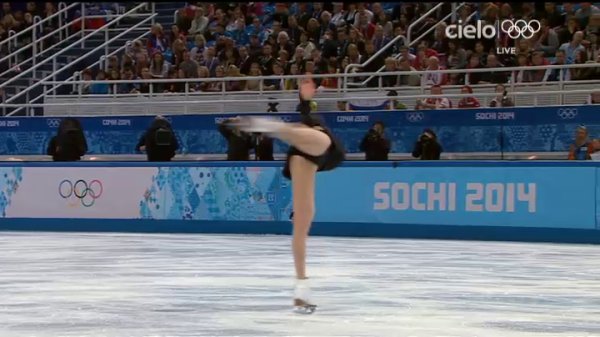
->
[[232, 79, 345, 313]]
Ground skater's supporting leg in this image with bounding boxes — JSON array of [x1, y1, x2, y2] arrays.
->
[[289, 155, 318, 280]]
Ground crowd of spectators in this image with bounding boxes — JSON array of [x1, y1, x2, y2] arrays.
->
[[79, 2, 600, 96], [3, 2, 600, 99]]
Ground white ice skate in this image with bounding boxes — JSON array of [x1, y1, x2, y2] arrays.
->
[[293, 278, 317, 314], [231, 116, 285, 134]]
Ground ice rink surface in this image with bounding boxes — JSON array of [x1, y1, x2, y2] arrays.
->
[[1, 232, 600, 337]]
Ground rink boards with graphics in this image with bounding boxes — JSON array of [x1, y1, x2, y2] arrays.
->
[[0, 161, 600, 244]]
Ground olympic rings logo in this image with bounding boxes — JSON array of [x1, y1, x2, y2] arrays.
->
[[59, 179, 103, 207], [500, 19, 541, 40], [557, 108, 578, 120], [406, 111, 425, 123], [47, 119, 61, 128]]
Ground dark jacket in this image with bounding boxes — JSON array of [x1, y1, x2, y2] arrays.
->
[[219, 120, 253, 161], [47, 117, 88, 161], [360, 129, 391, 161], [136, 118, 179, 162], [412, 130, 442, 160], [253, 134, 274, 161]]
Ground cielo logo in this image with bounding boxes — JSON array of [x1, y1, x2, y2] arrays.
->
[[446, 19, 541, 54], [59, 179, 103, 207]]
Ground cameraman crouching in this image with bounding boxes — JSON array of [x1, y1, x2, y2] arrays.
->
[[360, 121, 391, 161], [412, 128, 442, 160], [136, 115, 179, 162]]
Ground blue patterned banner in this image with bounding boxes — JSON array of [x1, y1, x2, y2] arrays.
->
[[0, 105, 597, 155]]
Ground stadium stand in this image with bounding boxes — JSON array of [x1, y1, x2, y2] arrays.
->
[[0, 2, 599, 160]]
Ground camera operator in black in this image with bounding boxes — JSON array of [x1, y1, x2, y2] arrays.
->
[[253, 133, 274, 161], [219, 117, 253, 161], [412, 128, 442, 160], [136, 116, 179, 162], [360, 121, 391, 161], [47, 117, 88, 162]]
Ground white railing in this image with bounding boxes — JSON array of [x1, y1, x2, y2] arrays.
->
[[0, 2, 78, 66], [39, 62, 600, 94], [52, 33, 152, 96], [0, 3, 155, 116], [0, 2, 79, 77], [22, 62, 598, 115]]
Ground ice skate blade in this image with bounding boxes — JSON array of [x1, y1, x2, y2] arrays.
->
[[293, 299, 317, 314]]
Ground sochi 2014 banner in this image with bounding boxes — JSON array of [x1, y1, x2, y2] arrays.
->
[[0, 166, 292, 221]]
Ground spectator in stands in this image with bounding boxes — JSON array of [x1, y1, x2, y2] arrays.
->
[[226, 18, 248, 46], [360, 121, 391, 161], [264, 62, 285, 91], [446, 41, 467, 85], [188, 7, 209, 36], [523, 51, 551, 82], [108, 69, 120, 94], [548, 49, 571, 81], [80, 69, 93, 95], [190, 34, 206, 63], [202, 46, 219, 76], [47, 118, 88, 162], [412, 129, 442, 160], [354, 10, 375, 40], [138, 67, 153, 94], [512, 53, 530, 83], [178, 50, 199, 80], [457, 85, 481, 109], [398, 45, 416, 64], [381, 57, 398, 87], [148, 23, 168, 53], [90, 71, 109, 95], [304, 18, 321, 44], [170, 24, 186, 46], [544, 2, 564, 29], [480, 54, 508, 84], [397, 56, 420, 86], [584, 32, 600, 61], [416, 85, 451, 110], [372, 24, 391, 55], [106, 55, 120, 74], [1, 2, 11, 18], [205, 65, 225, 92], [575, 2, 600, 28], [163, 68, 181, 93], [587, 91, 600, 104], [421, 56, 447, 87], [225, 65, 244, 92], [298, 30, 317, 59], [136, 116, 179, 162], [118, 67, 140, 94], [219, 117, 253, 161], [347, 27, 365, 55], [237, 46, 252, 75], [259, 44, 275, 76], [121, 53, 135, 72], [571, 49, 596, 80], [286, 15, 302, 46], [568, 125, 593, 160], [219, 47, 239, 69], [532, 18, 560, 57], [489, 84, 514, 107], [150, 51, 170, 80], [343, 3, 358, 26], [560, 31, 586, 64], [330, 2, 345, 27], [195, 66, 210, 92], [465, 54, 483, 84], [285, 63, 300, 90], [276, 31, 295, 58], [244, 62, 263, 91]]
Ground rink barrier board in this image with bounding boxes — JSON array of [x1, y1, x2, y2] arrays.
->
[[0, 161, 599, 244], [2, 219, 600, 244], [1, 104, 599, 155]]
